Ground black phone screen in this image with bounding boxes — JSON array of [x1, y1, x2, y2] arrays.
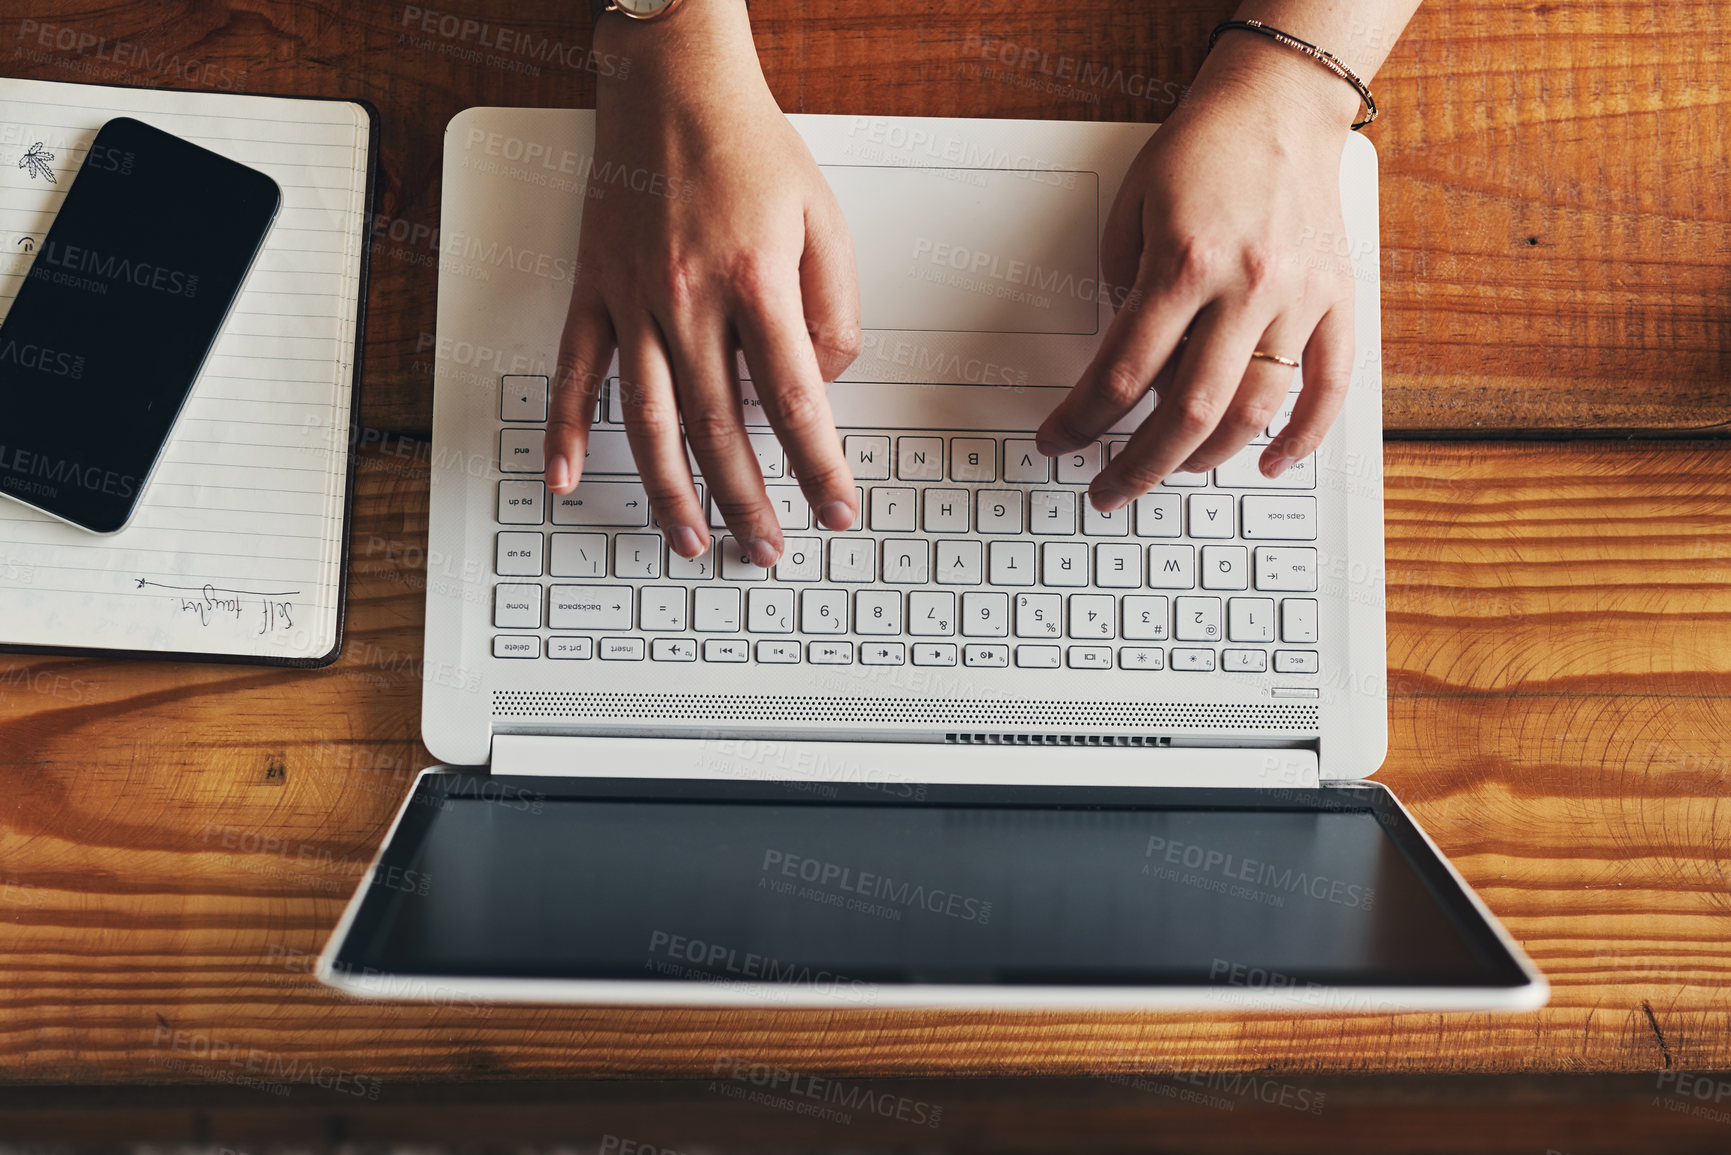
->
[[0, 116, 279, 532]]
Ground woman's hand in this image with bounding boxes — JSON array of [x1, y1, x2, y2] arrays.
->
[[1037, 33, 1366, 511], [545, 0, 861, 566]]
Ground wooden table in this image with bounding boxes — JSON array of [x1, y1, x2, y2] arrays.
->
[[3, 0, 1730, 1145], [4, 438, 1729, 1084], [6, 0, 1727, 436]]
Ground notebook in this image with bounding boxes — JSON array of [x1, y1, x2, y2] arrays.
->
[[0, 79, 374, 665]]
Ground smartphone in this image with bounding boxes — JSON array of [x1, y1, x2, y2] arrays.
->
[[0, 116, 280, 532]]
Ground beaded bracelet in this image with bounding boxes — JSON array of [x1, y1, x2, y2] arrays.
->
[[1207, 19, 1379, 130]]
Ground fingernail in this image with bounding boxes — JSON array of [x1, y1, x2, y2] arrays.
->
[[744, 538, 779, 569], [668, 526, 704, 559], [546, 453, 570, 492], [1090, 489, 1129, 513], [816, 500, 854, 530], [1264, 454, 1295, 479]]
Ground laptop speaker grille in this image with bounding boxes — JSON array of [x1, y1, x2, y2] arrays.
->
[[491, 691, 1318, 732]]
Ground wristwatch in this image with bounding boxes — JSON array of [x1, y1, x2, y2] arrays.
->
[[590, 0, 687, 22]]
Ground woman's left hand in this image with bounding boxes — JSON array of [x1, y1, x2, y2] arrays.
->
[[1036, 35, 1366, 511]]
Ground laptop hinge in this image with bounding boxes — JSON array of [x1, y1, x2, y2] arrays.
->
[[490, 734, 1320, 790]]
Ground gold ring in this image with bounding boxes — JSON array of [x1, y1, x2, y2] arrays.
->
[[1250, 350, 1300, 368]]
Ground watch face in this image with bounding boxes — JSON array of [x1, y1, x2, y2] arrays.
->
[[614, 0, 676, 16]]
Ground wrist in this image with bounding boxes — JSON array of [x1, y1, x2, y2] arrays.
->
[[594, 0, 757, 89], [1187, 31, 1365, 139]]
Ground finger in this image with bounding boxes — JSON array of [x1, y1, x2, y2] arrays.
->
[[1036, 249, 1204, 457], [1262, 300, 1354, 478], [800, 195, 863, 383], [667, 321, 784, 567], [736, 290, 857, 532], [613, 319, 709, 559], [1176, 310, 1318, 475], [1139, 345, 1183, 408], [1089, 301, 1268, 510], [545, 284, 614, 494]]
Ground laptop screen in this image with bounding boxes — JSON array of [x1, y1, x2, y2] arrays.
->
[[329, 778, 1531, 997]]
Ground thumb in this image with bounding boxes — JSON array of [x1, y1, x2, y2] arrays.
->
[[800, 192, 863, 382]]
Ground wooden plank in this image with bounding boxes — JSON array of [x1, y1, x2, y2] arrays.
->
[[2, 1075, 1730, 1152], [4, 1, 1725, 433], [1, 438, 1728, 1082]]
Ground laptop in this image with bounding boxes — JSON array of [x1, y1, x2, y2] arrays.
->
[[318, 109, 1547, 1011]]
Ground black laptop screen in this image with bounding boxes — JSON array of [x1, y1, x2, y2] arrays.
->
[[330, 778, 1530, 994]]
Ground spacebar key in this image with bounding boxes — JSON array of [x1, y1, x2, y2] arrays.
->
[[551, 482, 650, 526]]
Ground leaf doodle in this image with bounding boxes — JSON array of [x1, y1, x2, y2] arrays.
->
[[19, 142, 56, 183]]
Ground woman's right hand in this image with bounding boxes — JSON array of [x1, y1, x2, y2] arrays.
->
[[544, 0, 862, 568]]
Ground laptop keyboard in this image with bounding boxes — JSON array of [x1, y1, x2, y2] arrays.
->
[[491, 375, 1322, 675]]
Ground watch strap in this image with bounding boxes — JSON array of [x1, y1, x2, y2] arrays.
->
[[590, 0, 739, 27]]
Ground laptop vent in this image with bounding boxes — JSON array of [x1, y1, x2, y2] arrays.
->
[[947, 733, 1172, 747], [491, 691, 1318, 732]]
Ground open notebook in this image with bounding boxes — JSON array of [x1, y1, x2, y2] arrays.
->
[[0, 80, 373, 665]]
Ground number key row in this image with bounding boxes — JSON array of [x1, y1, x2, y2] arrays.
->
[[493, 583, 1320, 646]]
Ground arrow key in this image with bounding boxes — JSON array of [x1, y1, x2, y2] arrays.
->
[[500, 375, 548, 422]]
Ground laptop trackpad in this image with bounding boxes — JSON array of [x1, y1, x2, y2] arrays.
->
[[824, 165, 1102, 337]]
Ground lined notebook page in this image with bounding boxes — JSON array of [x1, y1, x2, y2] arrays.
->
[[0, 80, 367, 662]]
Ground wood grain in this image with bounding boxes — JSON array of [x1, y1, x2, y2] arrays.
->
[[3, 1074, 1731, 1153], [5, 0, 1726, 435], [1, 437, 1728, 1084]]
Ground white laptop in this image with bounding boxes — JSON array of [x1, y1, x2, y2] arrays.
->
[[318, 108, 1547, 1012]]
